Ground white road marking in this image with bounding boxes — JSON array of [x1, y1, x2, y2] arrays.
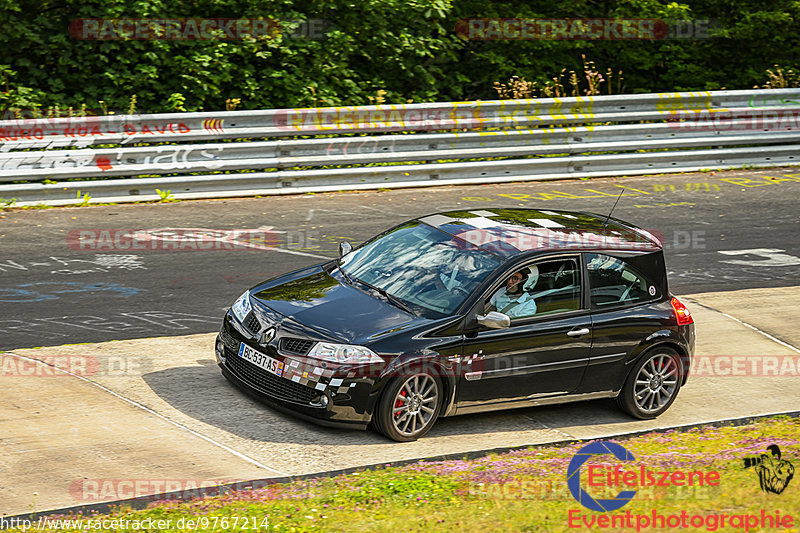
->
[[141, 226, 329, 260], [524, 415, 574, 439], [718, 248, 800, 267], [3, 351, 288, 476]]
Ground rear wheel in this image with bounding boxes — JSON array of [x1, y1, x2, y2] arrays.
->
[[617, 347, 683, 419], [373, 372, 442, 442]]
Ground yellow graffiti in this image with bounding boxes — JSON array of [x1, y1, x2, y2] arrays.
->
[[727, 175, 800, 186], [720, 176, 791, 187], [682, 182, 721, 192], [618, 185, 651, 195], [550, 98, 563, 118], [764, 175, 800, 183], [655, 91, 713, 112], [634, 202, 696, 208], [496, 187, 648, 202], [461, 173, 798, 204], [582, 188, 623, 197]]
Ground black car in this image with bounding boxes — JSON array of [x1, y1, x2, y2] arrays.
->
[[216, 208, 695, 441]]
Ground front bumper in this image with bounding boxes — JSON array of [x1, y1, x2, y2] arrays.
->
[[216, 312, 380, 429]]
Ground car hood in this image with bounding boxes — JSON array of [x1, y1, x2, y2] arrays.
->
[[251, 266, 423, 345]]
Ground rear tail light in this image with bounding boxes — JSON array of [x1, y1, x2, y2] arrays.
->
[[671, 297, 693, 325]]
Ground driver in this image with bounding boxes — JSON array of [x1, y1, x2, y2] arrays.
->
[[489, 268, 537, 318]]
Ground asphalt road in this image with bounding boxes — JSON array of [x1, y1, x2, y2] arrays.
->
[[1, 168, 799, 350]]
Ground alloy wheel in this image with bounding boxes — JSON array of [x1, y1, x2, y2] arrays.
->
[[391, 374, 439, 437], [633, 353, 679, 414]]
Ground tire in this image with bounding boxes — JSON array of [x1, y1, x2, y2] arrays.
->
[[616, 347, 683, 419], [373, 372, 442, 442]]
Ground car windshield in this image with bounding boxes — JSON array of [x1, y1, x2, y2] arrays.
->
[[339, 222, 502, 316]]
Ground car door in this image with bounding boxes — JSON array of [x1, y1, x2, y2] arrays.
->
[[455, 255, 592, 413]]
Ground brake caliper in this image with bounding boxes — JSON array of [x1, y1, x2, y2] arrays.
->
[[394, 390, 406, 417]]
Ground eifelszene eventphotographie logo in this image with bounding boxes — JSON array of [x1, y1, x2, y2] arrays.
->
[[567, 440, 721, 512], [744, 444, 795, 495], [565, 440, 796, 531]]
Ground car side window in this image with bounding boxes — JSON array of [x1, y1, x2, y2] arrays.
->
[[484, 258, 582, 320], [586, 253, 658, 307]]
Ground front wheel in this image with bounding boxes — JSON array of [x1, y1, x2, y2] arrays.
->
[[617, 347, 683, 419], [373, 372, 442, 442]]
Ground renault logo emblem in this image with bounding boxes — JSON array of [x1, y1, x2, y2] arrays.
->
[[260, 327, 276, 344]]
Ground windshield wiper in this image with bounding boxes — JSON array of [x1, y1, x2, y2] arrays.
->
[[354, 278, 416, 316], [334, 259, 353, 285]]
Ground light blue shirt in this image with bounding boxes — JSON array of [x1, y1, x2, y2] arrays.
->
[[490, 288, 537, 318]]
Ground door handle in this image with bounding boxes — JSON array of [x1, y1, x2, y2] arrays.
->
[[567, 327, 591, 337]]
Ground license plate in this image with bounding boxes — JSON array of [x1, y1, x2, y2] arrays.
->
[[238, 342, 284, 377]]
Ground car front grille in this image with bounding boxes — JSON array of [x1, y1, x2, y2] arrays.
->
[[279, 337, 316, 356], [224, 346, 317, 404], [245, 312, 261, 334]]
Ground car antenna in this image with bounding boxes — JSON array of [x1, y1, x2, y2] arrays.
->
[[603, 189, 625, 228]]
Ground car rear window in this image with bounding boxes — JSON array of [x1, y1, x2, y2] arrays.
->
[[586, 253, 662, 308]]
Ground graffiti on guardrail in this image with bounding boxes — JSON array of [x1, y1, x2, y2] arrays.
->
[[202, 118, 225, 134], [0, 145, 225, 173], [748, 95, 800, 108], [0, 117, 195, 150], [2, 90, 800, 204]]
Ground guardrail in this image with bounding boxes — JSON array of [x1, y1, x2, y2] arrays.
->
[[1, 88, 799, 205]]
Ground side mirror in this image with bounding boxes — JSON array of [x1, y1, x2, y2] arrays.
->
[[476, 311, 510, 329], [338, 241, 353, 257]]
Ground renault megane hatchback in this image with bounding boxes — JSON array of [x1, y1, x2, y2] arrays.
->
[[215, 209, 695, 441]]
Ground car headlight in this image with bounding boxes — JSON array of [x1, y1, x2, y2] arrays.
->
[[231, 291, 252, 323], [307, 342, 384, 364]]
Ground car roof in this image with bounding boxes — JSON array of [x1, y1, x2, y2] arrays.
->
[[417, 208, 662, 258]]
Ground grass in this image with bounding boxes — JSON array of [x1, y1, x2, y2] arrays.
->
[[9, 416, 800, 532]]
